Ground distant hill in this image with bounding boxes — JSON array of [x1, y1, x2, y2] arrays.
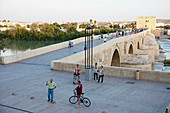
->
[[157, 19, 170, 24]]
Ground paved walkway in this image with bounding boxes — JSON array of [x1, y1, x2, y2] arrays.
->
[[0, 36, 170, 113]]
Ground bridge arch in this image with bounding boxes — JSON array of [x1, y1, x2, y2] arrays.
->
[[111, 49, 120, 66], [137, 42, 140, 49], [128, 44, 133, 54]]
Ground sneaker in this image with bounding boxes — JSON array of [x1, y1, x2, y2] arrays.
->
[[51, 101, 56, 104], [47, 100, 50, 102]]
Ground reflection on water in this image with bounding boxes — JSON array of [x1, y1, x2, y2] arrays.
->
[[1, 41, 60, 56], [157, 39, 170, 72]]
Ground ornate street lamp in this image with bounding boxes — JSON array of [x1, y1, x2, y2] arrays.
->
[[85, 25, 93, 81]]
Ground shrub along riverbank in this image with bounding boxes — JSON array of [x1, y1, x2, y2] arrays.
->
[[164, 59, 170, 66], [0, 23, 118, 42]]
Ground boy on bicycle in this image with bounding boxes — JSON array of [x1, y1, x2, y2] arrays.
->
[[75, 81, 82, 108]]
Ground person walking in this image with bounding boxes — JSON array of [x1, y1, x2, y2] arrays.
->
[[68, 40, 71, 48], [75, 81, 83, 108], [84, 42, 86, 50], [46, 78, 56, 103], [104, 38, 107, 43], [98, 66, 104, 83], [101, 34, 103, 39], [93, 63, 98, 81]]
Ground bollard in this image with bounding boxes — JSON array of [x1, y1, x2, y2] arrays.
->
[[136, 70, 140, 80]]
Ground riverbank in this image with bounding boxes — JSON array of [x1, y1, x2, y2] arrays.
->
[[156, 38, 170, 72], [164, 59, 170, 66]]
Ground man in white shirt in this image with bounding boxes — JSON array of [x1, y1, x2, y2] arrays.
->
[[93, 63, 98, 80]]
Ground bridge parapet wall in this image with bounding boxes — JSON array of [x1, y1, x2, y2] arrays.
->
[[59, 30, 149, 66], [51, 61, 170, 83]]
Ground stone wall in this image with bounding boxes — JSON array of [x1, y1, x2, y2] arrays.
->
[[58, 31, 147, 67], [51, 61, 170, 83], [152, 30, 161, 38], [121, 63, 152, 70]]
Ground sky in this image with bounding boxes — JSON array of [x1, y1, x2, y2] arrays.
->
[[0, 0, 170, 22]]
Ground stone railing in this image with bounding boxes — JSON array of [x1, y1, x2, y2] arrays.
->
[[51, 61, 170, 83], [52, 30, 148, 67]]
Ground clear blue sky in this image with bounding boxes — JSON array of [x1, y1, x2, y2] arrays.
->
[[0, 0, 170, 22]]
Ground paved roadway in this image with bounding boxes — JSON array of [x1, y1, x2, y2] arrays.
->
[[0, 36, 170, 113]]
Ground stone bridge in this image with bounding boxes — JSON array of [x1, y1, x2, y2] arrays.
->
[[51, 29, 159, 70]]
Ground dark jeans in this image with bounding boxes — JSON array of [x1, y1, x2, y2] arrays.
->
[[48, 89, 54, 102], [98, 75, 104, 83], [94, 73, 98, 80]]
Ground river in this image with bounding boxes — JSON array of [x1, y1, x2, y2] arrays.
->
[[157, 38, 170, 72], [1, 41, 60, 56]]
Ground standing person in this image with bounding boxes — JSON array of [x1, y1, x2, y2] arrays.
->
[[98, 66, 104, 83], [75, 64, 80, 80], [75, 81, 83, 108], [68, 40, 71, 48], [104, 37, 107, 43], [93, 63, 98, 80], [84, 42, 87, 50], [73, 70, 79, 84], [46, 78, 56, 103], [101, 34, 103, 39], [116, 31, 118, 38], [111, 33, 114, 38], [122, 31, 124, 36], [118, 32, 121, 37], [125, 31, 127, 36]]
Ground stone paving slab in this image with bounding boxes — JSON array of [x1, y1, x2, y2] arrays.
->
[[0, 68, 170, 113], [0, 36, 170, 113]]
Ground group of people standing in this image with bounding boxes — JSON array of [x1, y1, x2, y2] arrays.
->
[[93, 63, 104, 83], [73, 63, 104, 83]]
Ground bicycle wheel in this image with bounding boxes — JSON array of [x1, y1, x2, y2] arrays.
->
[[69, 96, 78, 104], [83, 97, 91, 107]]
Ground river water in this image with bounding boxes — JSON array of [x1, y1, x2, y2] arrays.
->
[[1, 41, 60, 56], [1, 39, 170, 72], [157, 38, 170, 72]]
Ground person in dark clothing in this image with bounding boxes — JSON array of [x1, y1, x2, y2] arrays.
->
[[75, 81, 82, 108], [93, 63, 98, 80]]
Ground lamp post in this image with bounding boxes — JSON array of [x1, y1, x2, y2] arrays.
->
[[85, 25, 93, 81]]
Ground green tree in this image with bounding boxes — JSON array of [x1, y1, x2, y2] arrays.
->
[[109, 25, 113, 28], [67, 26, 77, 33], [27, 24, 30, 28], [53, 22, 60, 28], [0, 38, 8, 56], [164, 25, 170, 29], [30, 23, 38, 34]]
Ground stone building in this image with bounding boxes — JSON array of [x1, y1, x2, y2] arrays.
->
[[136, 16, 156, 30]]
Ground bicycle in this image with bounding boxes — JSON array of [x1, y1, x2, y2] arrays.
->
[[69, 90, 91, 107]]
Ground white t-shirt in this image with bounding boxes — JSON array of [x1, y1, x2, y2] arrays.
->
[[94, 65, 98, 73], [100, 69, 104, 75]]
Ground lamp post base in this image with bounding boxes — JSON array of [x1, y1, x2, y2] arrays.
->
[[85, 68, 92, 81]]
